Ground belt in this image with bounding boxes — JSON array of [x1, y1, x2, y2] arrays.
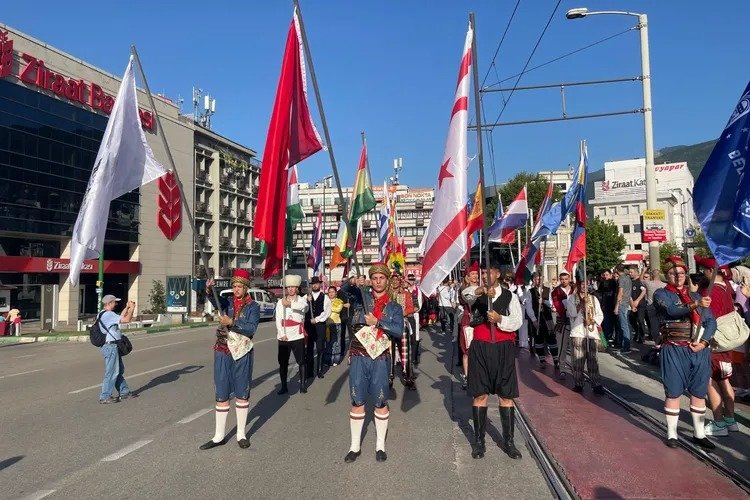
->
[[105, 341, 118, 344]]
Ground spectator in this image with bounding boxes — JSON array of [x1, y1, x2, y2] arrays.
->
[[597, 270, 618, 344], [98, 295, 138, 404], [8, 308, 21, 336], [326, 286, 344, 366], [437, 277, 457, 336], [614, 264, 632, 353], [642, 269, 666, 342], [628, 265, 648, 343]]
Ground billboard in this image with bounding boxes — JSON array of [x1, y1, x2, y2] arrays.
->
[[641, 209, 667, 243], [166, 275, 190, 313]]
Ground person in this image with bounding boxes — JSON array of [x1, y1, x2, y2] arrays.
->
[[597, 269, 618, 344], [340, 274, 362, 344], [388, 271, 416, 389], [201, 269, 260, 450], [468, 262, 523, 460], [357, 275, 367, 288], [459, 262, 482, 388], [551, 272, 573, 378], [327, 286, 344, 367], [406, 274, 423, 365], [336, 281, 351, 361], [275, 274, 309, 395], [694, 257, 740, 437], [304, 276, 331, 379], [565, 281, 605, 394], [437, 277, 457, 336], [97, 295, 137, 404], [7, 308, 21, 336], [524, 272, 554, 367], [615, 264, 633, 353], [642, 268, 666, 342], [653, 256, 716, 450], [345, 263, 404, 463], [628, 265, 648, 343]]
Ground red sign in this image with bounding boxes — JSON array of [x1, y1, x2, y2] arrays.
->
[[0, 32, 12, 78], [157, 171, 182, 240], [0, 256, 141, 275], [642, 229, 667, 243]]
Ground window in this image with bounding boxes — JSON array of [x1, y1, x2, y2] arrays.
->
[[621, 205, 630, 215], [596, 207, 606, 217], [634, 244, 642, 250], [554, 182, 567, 192], [622, 225, 630, 234], [634, 224, 642, 233], [608, 206, 617, 216], [632, 205, 640, 214]]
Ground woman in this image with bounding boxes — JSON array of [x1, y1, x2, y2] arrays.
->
[[326, 286, 344, 366], [566, 281, 604, 394], [458, 262, 481, 389]]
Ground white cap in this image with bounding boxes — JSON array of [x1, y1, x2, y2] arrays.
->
[[284, 275, 302, 287], [101, 294, 121, 305]]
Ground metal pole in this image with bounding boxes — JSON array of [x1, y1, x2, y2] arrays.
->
[[639, 13, 659, 273], [130, 46, 223, 315], [97, 253, 104, 313]]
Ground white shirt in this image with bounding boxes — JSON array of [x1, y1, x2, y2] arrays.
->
[[523, 287, 553, 323], [309, 291, 331, 323], [275, 295, 309, 341], [437, 285, 456, 308], [488, 285, 523, 332], [565, 294, 604, 339]]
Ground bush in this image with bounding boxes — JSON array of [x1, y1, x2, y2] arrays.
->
[[149, 280, 167, 314]]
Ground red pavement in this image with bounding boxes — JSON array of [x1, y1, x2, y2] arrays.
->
[[515, 350, 747, 499]]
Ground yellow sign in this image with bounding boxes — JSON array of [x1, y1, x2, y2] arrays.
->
[[643, 209, 665, 220]]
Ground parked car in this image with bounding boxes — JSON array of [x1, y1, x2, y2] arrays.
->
[[219, 288, 276, 320]]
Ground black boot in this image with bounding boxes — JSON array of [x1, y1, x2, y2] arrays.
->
[[277, 384, 288, 395], [499, 406, 522, 459], [413, 340, 421, 365], [299, 365, 307, 393], [316, 353, 324, 379], [470, 406, 487, 459]]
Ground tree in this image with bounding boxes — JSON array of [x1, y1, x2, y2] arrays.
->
[[659, 241, 684, 272], [586, 217, 626, 274], [149, 280, 166, 314], [485, 171, 564, 235]]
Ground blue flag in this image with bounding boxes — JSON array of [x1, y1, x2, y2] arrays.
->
[[535, 152, 584, 240], [693, 81, 750, 265]]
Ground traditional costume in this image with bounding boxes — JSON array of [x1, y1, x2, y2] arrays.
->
[[304, 276, 331, 379], [551, 279, 573, 375], [389, 271, 416, 389], [523, 276, 555, 364], [565, 286, 604, 393], [201, 269, 260, 450], [275, 274, 309, 395]]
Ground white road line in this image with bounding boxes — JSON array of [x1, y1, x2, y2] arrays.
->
[[21, 490, 56, 500], [136, 340, 189, 352], [68, 362, 183, 394], [0, 368, 44, 379], [177, 407, 213, 424], [101, 440, 152, 462], [14, 354, 36, 359]]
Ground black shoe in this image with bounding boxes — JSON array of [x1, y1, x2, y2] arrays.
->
[[573, 385, 584, 393], [500, 406, 522, 460], [558, 372, 567, 380], [98, 396, 120, 404], [119, 393, 139, 400], [344, 450, 361, 463], [375, 450, 387, 462], [471, 406, 487, 459], [277, 386, 289, 395], [199, 438, 226, 450], [405, 381, 417, 391], [317, 372, 324, 379], [666, 438, 680, 448], [593, 385, 605, 395], [238, 438, 250, 449], [692, 437, 715, 450]]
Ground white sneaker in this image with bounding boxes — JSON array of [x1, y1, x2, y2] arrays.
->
[[724, 420, 740, 432], [704, 421, 729, 437]]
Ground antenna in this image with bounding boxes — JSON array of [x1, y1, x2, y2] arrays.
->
[[192, 87, 217, 129], [392, 157, 403, 186]]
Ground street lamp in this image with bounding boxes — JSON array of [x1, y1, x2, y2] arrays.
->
[[566, 7, 659, 272]]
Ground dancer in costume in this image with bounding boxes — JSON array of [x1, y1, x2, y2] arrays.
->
[[459, 261, 482, 388], [201, 269, 260, 450], [389, 270, 416, 390], [551, 272, 573, 378], [566, 280, 605, 394], [523, 272, 554, 365], [275, 274, 309, 395], [345, 263, 404, 463]]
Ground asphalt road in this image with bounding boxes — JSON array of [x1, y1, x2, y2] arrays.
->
[[0, 323, 552, 500]]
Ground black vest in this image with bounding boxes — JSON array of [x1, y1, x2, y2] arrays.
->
[[529, 286, 553, 321], [310, 292, 325, 318]]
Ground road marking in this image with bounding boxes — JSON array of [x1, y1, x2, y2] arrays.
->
[[14, 354, 36, 359], [101, 440, 152, 462], [136, 340, 189, 352], [0, 369, 44, 379], [177, 407, 213, 424], [68, 362, 183, 394], [21, 490, 56, 500]]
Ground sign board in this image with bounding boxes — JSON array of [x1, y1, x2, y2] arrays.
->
[[166, 275, 190, 313], [641, 209, 667, 243], [685, 227, 696, 238]]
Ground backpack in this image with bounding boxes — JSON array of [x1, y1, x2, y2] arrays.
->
[[89, 312, 108, 347]]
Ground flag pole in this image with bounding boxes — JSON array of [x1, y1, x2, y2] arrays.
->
[[362, 130, 380, 258], [293, 0, 362, 282], [97, 253, 104, 313], [130, 45, 223, 316]]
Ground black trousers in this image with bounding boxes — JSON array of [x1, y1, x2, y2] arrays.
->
[[305, 322, 327, 374], [339, 320, 348, 358], [646, 304, 659, 341], [629, 307, 648, 342], [278, 339, 305, 386]]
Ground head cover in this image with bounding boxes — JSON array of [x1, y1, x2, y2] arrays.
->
[[231, 269, 251, 287], [284, 274, 302, 287], [310, 276, 322, 285], [466, 261, 480, 274], [369, 262, 390, 278], [407, 273, 416, 280], [101, 294, 120, 305], [664, 256, 688, 272], [694, 255, 717, 270]]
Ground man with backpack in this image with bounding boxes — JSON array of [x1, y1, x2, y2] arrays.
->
[[97, 295, 137, 404]]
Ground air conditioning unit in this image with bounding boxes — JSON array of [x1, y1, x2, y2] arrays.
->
[[220, 205, 230, 216], [364, 238, 373, 246], [415, 201, 424, 209], [364, 255, 373, 263], [312, 204, 321, 212], [196, 202, 206, 212], [220, 237, 231, 247]]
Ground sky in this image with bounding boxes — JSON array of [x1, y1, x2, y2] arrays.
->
[[2, 1, 745, 190]]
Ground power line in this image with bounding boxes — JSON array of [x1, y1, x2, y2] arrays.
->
[[480, 0, 522, 89]]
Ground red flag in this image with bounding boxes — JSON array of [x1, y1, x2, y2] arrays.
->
[[256, 8, 323, 278], [565, 141, 589, 272]]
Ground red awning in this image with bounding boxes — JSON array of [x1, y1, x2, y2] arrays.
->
[[0, 256, 141, 274], [623, 252, 646, 262]]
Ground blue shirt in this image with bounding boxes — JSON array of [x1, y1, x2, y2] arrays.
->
[[99, 310, 122, 342]]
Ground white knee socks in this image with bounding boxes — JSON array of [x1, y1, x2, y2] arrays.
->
[[665, 407, 679, 440], [690, 405, 706, 439], [236, 401, 250, 441], [349, 412, 365, 452], [212, 405, 230, 443], [375, 411, 390, 452]]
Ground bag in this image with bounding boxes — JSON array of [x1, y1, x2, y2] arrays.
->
[[713, 311, 750, 352], [117, 335, 133, 356], [89, 312, 107, 347]]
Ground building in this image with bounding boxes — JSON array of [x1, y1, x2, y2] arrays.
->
[[0, 25, 260, 327], [289, 182, 434, 283]]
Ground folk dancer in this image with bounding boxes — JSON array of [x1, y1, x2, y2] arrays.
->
[[388, 271, 416, 390], [653, 256, 716, 450], [345, 263, 404, 463], [304, 276, 332, 379], [275, 274, 309, 395], [201, 269, 260, 450], [468, 262, 524, 460], [523, 273, 554, 366], [565, 280, 605, 394], [551, 272, 573, 378], [458, 261, 482, 388], [406, 273, 423, 365], [327, 285, 345, 366]]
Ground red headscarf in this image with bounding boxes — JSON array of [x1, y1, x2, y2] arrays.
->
[[664, 256, 700, 325]]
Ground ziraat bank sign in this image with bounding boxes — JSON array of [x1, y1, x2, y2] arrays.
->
[[0, 31, 154, 130]]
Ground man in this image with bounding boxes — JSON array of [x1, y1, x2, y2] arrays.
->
[[524, 273, 554, 367], [437, 277, 457, 336], [641, 268, 666, 342], [565, 281, 605, 394], [695, 256, 740, 437], [468, 262, 523, 460], [305, 276, 331, 379], [275, 274, 309, 395], [597, 269, 618, 344], [202, 269, 260, 450], [406, 273, 423, 365], [98, 295, 137, 404], [341, 274, 362, 345], [389, 271, 416, 390], [336, 280, 351, 360], [654, 256, 715, 450], [459, 262, 482, 387], [357, 275, 367, 287], [551, 272, 573, 378], [345, 263, 404, 463], [614, 264, 633, 353], [628, 265, 648, 343]]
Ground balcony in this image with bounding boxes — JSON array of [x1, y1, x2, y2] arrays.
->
[[416, 218, 424, 227], [364, 237, 373, 246], [362, 219, 372, 228], [239, 238, 247, 248], [312, 204, 321, 213], [220, 205, 231, 217], [415, 201, 424, 209], [363, 254, 373, 263], [220, 236, 231, 249]]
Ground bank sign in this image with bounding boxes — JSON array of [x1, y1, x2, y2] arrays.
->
[[641, 209, 667, 243]]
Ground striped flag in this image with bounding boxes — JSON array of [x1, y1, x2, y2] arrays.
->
[[515, 179, 554, 284], [465, 180, 484, 251], [565, 141, 589, 272], [349, 144, 376, 222], [488, 186, 527, 244], [307, 210, 324, 277]]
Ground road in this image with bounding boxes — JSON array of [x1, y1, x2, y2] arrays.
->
[[0, 323, 552, 500]]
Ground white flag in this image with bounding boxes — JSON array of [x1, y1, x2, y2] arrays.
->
[[68, 55, 167, 286], [419, 25, 472, 296]]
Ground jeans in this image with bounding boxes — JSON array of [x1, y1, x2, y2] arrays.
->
[[618, 307, 631, 352], [100, 343, 130, 400], [439, 307, 455, 335], [325, 323, 342, 365]]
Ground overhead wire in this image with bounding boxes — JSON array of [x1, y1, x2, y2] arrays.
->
[[480, 0, 522, 90]]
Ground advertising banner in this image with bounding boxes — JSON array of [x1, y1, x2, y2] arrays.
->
[[642, 209, 667, 243], [166, 275, 190, 313]]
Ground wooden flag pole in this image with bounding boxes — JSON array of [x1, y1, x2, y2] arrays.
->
[[130, 46, 223, 316]]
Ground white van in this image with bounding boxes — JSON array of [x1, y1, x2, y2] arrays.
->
[[219, 288, 276, 320]]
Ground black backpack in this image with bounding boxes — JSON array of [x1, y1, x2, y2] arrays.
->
[[89, 312, 108, 347]]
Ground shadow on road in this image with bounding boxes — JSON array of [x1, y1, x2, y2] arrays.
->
[[134, 365, 204, 394], [0, 455, 23, 471], [245, 387, 288, 438]]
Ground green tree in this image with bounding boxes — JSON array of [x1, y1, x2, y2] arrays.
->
[[149, 280, 166, 314], [586, 217, 626, 274], [659, 241, 684, 272], [691, 231, 711, 258]]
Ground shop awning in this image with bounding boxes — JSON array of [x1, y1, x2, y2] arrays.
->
[[623, 252, 647, 262]]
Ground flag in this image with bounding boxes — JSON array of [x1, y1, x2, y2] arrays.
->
[[256, 8, 324, 278], [466, 180, 484, 249], [488, 194, 513, 243], [285, 165, 305, 253], [515, 179, 554, 284], [488, 186, 528, 244], [694, 81, 750, 265], [420, 24, 472, 296], [378, 180, 391, 260], [349, 144, 376, 222], [330, 219, 349, 269], [341, 219, 362, 277], [565, 141, 589, 272], [307, 210, 324, 277], [535, 152, 586, 240], [68, 55, 167, 286]]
